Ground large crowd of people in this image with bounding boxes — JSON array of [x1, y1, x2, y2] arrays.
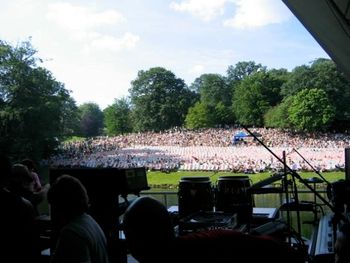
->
[[49, 128, 350, 173]]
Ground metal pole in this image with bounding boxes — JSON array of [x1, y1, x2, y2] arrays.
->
[[283, 151, 292, 245], [242, 126, 348, 224], [292, 148, 331, 186]]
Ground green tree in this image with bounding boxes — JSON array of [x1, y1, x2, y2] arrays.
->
[[196, 74, 231, 107], [61, 97, 80, 137], [190, 74, 234, 126], [104, 97, 132, 135], [264, 97, 293, 128], [280, 65, 314, 97], [78, 102, 104, 137], [185, 101, 213, 129], [268, 68, 290, 85], [227, 61, 266, 83], [311, 59, 350, 128], [232, 71, 283, 126], [129, 67, 197, 132], [0, 40, 74, 159], [226, 61, 266, 98], [215, 101, 233, 126], [281, 58, 350, 130], [288, 88, 335, 132]]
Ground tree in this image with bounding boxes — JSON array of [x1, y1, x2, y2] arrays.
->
[[280, 65, 314, 97], [280, 58, 350, 130], [264, 97, 293, 128], [232, 71, 283, 126], [185, 101, 213, 129], [104, 97, 132, 135], [60, 97, 80, 137], [215, 101, 233, 126], [310, 59, 350, 128], [129, 67, 197, 132], [196, 74, 231, 107], [78, 102, 104, 137], [0, 40, 74, 160], [189, 74, 234, 126], [288, 88, 335, 132], [226, 61, 266, 85]]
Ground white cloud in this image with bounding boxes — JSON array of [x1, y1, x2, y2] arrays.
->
[[224, 0, 291, 29], [45, 2, 139, 53], [89, 33, 140, 52], [170, 0, 227, 21], [188, 64, 204, 75], [46, 2, 125, 31]]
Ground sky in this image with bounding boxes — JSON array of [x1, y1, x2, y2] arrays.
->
[[0, 0, 329, 109]]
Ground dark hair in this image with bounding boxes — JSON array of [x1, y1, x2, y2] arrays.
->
[[11, 164, 33, 184], [20, 159, 38, 172], [47, 175, 89, 217], [123, 196, 175, 262], [123, 196, 174, 238]]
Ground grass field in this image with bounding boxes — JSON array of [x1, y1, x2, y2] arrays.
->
[[146, 170, 345, 189]]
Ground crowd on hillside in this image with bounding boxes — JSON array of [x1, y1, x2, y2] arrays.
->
[[48, 128, 350, 173]]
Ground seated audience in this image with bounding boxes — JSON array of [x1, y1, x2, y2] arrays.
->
[[123, 196, 304, 263], [0, 154, 40, 262], [47, 174, 109, 263]]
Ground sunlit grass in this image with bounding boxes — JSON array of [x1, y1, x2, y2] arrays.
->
[[146, 170, 345, 189]]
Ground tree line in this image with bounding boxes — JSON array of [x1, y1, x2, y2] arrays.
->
[[1, 40, 350, 161]]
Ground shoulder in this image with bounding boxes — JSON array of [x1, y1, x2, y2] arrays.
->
[[61, 214, 105, 240], [0, 189, 35, 214]]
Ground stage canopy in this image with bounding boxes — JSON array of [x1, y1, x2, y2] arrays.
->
[[283, 0, 350, 81]]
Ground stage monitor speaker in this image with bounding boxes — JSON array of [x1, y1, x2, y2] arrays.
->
[[345, 148, 350, 180]]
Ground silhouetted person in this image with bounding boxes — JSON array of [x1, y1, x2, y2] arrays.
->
[[335, 223, 350, 263], [123, 196, 175, 263], [9, 163, 47, 215], [21, 158, 43, 191], [123, 196, 304, 263], [47, 174, 109, 263], [0, 154, 40, 263]]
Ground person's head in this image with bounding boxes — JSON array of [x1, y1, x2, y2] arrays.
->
[[47, 174, 89, 226], [11, 163, 35, 192], [21, 158, 38, 173], [335, 223, 350, 263], [123, 196, 175, 263], [0, 153, 12, 188]]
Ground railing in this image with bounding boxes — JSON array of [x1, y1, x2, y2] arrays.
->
[[140, 188, 331, 239], [141, 189, 330, 210]]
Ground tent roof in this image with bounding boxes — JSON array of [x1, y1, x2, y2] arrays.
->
[[234, 131, 247, 138], [283, 0, 350, 81]]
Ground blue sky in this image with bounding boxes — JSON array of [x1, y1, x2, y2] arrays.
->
[[0, 0, 329, 109]]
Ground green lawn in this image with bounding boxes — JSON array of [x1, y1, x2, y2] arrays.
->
[[146, 170, 345, 189]]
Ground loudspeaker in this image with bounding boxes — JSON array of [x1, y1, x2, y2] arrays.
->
[[345, 148, 350, 180]]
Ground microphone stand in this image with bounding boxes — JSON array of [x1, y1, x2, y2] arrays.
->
[[242, 126, 349, 225], [282, 151, 292, 245], [292, 148, 331, 186]]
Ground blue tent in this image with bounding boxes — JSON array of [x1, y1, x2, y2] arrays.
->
[[231, 131, 248, 144]]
